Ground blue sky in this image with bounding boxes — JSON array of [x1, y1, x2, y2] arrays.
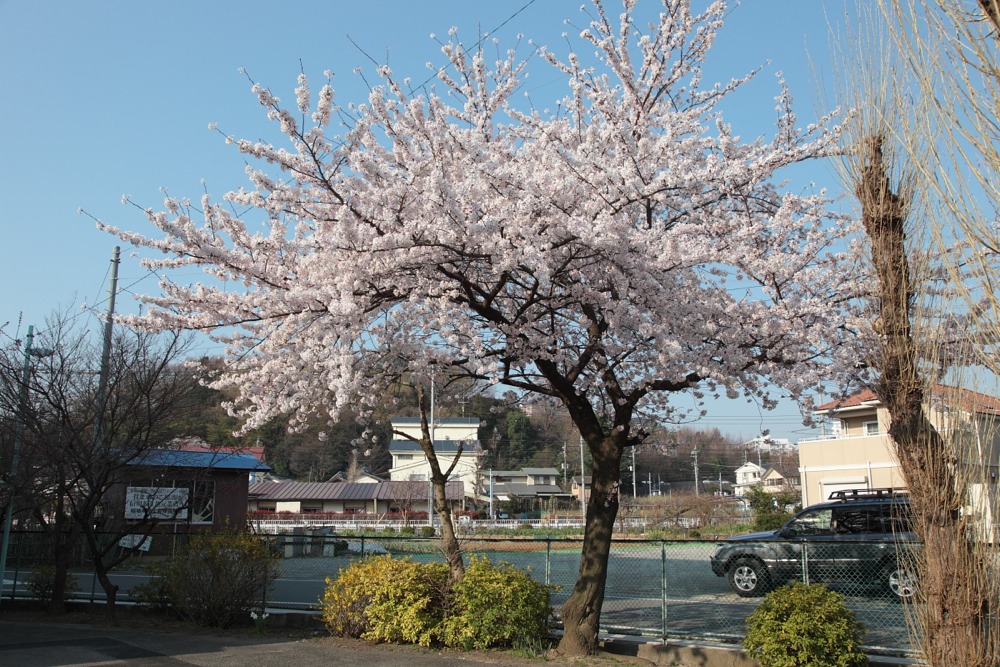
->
[[0, 0, 851, 443]]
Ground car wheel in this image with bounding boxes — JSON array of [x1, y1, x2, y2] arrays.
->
[[728, 558, 771, 597], [884, 563, 918, 602]]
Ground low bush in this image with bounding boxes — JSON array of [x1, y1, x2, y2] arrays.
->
[[744, 582, 867, 667], [419, 526, 436, 538], [441, 556, 551, 650], [150, 530, 279, 628], [320, 555, 553, 650], [28, 564, 80, 604], [320, 555, 450, 646]]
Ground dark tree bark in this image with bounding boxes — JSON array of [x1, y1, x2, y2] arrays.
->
[[858, 136, 996, 666]]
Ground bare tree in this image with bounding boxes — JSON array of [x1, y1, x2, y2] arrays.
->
[[0, 311, 197, 617]]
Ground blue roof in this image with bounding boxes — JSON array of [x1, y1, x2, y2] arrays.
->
[[129, 449, 270, 471]]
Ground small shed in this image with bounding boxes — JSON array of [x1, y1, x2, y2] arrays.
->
[[114, 449, 269, 532]]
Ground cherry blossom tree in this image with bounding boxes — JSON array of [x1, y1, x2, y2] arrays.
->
[[100, 0, 860, 655]]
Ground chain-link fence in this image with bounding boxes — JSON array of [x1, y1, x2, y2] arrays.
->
[[0, 530, 915, 655]]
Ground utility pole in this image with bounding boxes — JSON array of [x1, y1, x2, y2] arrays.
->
[[93, 246, 120, 452], [692, 448, 700, 497], [579, 436, 586, 521], [631, 446, 637, 497], [0, 326, 53, 608], [562, 440, 567, 486]]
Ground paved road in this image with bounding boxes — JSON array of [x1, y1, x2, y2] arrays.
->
[[0, 617, 619, 667]]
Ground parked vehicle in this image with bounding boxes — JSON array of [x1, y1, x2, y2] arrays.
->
[[710, 488, 919, 601]]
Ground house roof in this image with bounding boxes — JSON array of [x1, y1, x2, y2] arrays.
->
[[129, 449, 269, 471], [248, 480, 464, 502], [166, 436, 266, 462], [520, 467, 560, 476], [814, 389, 880, 412], [815, 384, 1000, 416]]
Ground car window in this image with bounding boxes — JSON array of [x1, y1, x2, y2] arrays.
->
[[786, 508, 833, 536], [881, 502, 913, 533], [832, 506, 879, 533]]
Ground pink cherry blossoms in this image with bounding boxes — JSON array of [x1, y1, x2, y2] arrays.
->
[[101, 0, 863, 436]]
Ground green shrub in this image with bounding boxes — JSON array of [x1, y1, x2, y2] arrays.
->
[[130, 561, 175, 612], [154, 530, 279, 628], [399, 525, 416, 536], [320, 555, 450, 646], [755, 512, 793, 532], [28, 564, 80, 604], [744, 582, 867, 667], [419, 526, 436, 538], [442, 556, 552, 650]]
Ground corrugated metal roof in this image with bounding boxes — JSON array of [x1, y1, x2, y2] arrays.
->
[[248, 480, 464, 501], [130, 450, 269, 471]]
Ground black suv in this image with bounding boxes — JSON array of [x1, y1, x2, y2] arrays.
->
[[710, 488, 919, 600]]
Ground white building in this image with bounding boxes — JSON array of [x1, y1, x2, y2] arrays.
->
[[388, 417, 483, 498], [733, 461, 766, 497]]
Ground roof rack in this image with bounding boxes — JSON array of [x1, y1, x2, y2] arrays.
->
[[827, 488, 909, 501]]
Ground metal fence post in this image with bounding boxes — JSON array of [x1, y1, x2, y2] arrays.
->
[[545, 538, 551, 585], [661, 541, 668, 642], [801, 543, 810, 585]]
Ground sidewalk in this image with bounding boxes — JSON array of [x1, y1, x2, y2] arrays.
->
[[0, 610, 919, 667], [0, 617, 561, 667]]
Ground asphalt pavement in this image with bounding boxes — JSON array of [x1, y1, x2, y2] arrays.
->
[[0, 616, 565, 667]]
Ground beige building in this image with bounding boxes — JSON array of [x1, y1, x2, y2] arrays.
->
[[799, 386, 1000, 509]]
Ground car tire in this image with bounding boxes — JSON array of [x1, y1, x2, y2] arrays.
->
[[883, 562, 918, 602], [728, 557, 771, 597]]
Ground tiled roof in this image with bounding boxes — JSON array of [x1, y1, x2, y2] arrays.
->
[[814, 389, 879, 412], [247, 480, 464, 501], [815, 384, 1000, 416]]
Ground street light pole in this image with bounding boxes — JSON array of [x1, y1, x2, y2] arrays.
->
[[0, 326, 53, 606]]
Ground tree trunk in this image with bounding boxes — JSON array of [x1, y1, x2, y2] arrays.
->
[[95, 564, 118, 622], [431, 472, 465, 581], [44, 518, 77, 616], [858, 137, 996, 666], [556, 437, 623, 656]]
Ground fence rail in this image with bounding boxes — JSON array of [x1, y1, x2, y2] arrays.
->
[[0, 530, 915, 657]]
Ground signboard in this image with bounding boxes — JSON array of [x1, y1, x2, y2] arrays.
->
[[125, 486, 189, 520], [118, 534, 153, 551]]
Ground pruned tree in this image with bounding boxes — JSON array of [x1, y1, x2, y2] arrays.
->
[[831, 3, 1000, 663], [99, 0, 857, 654], [0, 310, 196, 617]]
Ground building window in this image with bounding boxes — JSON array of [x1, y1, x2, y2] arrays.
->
[[864, 421, 880, 437], [397, 454, 414, 461]]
